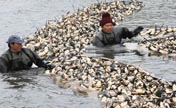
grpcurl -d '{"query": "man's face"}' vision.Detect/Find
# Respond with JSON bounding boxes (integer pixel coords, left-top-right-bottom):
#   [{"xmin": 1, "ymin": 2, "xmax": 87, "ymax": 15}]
[
  {"xmin": 10, "ymin": 43, "xmax": 22, "ymax": 52},
  {"xmin": 102, "ymin": 23, "xmax": 113, "ymax": 33}
]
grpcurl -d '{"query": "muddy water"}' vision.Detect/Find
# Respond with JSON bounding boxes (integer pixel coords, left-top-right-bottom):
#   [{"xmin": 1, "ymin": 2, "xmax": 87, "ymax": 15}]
[{"xmin": 0, "ymin": 0, "xmax": 176, "ymax": 107}]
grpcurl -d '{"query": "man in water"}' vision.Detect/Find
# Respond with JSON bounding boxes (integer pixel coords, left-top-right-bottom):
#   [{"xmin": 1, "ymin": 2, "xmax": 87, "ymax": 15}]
[
  {"xmin": 92, "ymin": 12, "xmax": 144, "ymax": 47},
  {"xmin": 0, "ymin": 35, "xmax": 55, "ymax": 73}
]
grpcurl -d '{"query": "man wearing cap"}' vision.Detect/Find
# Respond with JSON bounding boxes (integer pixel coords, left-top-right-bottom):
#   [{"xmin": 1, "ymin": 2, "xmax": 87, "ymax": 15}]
[
  {"xmin": 0, "ymin": 35, "xmax": 55, "ymax": 73},
  {"xmin": 92, "ymin": 12, "xmax": 144, "ymax": 47}
]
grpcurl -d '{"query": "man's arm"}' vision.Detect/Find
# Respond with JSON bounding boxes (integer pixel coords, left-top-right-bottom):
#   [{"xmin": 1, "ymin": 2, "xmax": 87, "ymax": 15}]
[
  {"xmin": 133, "ymin": 26, "xmax": 144, "ymax": 36},
  {"xmin": 28, "ymin": 49, "xmax": 55, "ymax": 70},
  {"xmin": 121, "ymin": 26, "xmax": 144, "ymax": 39},
  {"xmin": 29, "ymin": 50, "xmax": 47, "ymax": 68},
  {"xmin": 121, "ymin": 27, "xmax": 134, "ymax": 39}
]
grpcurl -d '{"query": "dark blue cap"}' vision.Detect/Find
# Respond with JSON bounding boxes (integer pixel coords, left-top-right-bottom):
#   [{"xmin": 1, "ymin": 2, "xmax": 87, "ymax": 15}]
[{"xmin": 7, "ymin": 35, "xmax": 24, "ymax": 44}]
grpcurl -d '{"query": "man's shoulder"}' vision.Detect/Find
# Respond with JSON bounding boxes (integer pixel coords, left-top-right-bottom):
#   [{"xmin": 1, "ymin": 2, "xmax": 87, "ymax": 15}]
[
  {"xmin": 1, "ymin": 49, "xmax": 10, "ymax": 57},
  {"xmin": 22, "ymin": 48, "xmax": 32, "ymax": 52},
  {"xmin": 22, "ymin": 48, "xmax": 34, "ymax": 55},
  {"xmin": 94, "ymin": 30, "xmax": 102, "ymax": 39},
  {"xmin": 0, "ymin": 49, "xmax": 11, "ymax": 61},
  {"xmin": 113, "ymin": 26, "xmax": 124, "ymax": 30},
  {"xmin": 113, "ymin": 26, "xmax": 125, "ymax": 34}
]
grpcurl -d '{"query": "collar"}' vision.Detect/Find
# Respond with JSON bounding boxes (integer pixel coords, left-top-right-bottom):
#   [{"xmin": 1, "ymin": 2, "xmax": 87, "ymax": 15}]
[{"xmin": 102, "ymin": 30, "xmax": 112, "ymax": 34}]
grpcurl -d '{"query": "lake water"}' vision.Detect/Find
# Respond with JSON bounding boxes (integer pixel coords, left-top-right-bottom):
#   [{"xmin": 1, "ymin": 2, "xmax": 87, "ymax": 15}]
[{"xmin": 0, "ymin": 0, "xmax": 176, "ymax": 107}]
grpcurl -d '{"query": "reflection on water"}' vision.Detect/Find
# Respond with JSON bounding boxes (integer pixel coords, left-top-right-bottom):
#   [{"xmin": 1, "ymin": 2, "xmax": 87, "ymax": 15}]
[
  {"xmin": 0, "ymin": 68, "xmax": 102, "ymax": 108},
  {"xmin": 101, "ymin": 50, "xmax": 115, "ymax": 59},
  {"xmin": 2, "ymin": 68, "xmax": 43, "ymax": 89},
  {"xmin": 100, "ymin": 49, "xmax": 146, "ymax": 59},
  {"xmin": 86, "ymin": 43, "xmax": 146, "ymax": 59}
]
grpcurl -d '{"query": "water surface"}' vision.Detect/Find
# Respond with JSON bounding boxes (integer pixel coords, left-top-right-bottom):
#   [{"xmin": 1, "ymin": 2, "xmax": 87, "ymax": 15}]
[{"xmin": 0, "ymin": 0, "xmax": 176, "ymax": 107}]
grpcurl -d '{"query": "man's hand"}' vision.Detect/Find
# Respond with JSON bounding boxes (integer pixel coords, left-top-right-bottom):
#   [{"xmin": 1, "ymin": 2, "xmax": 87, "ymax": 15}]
[
  {"xmin": 46, "ymin": 64, "xmax": 56, "ymax": 70},
  {"xmin": 133, "ymin": 26, "xmax": 144, "ymax": 36}
]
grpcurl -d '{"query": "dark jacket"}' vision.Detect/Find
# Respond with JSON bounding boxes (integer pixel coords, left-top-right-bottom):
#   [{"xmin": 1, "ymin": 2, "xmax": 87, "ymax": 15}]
[
  {"xmin": 0, "ymin": 48, "xmax": 47, "ymax": 72},
  {"xmin": 92, "ymin": 27, "xmax": 134, "ymax": 47}
]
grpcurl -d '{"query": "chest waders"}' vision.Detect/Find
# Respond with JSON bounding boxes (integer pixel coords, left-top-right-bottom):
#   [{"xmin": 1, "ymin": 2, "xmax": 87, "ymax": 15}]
[
  {"xmin": 6, "ymin": 49, "xmax": 36, "ymax": 71},
  {"xmin": 102, "ymin": 31, "xmax": 116, "ymax": 46}
]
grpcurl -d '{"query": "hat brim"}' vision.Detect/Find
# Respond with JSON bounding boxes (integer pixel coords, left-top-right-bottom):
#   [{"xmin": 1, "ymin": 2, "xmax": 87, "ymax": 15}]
[{"xmin": 7, "ymin": 40, "xmax": 24, "ymax": 44}]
